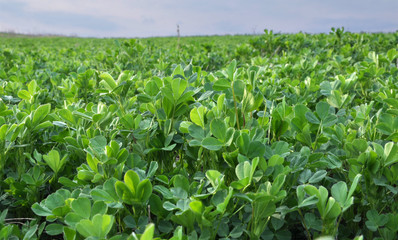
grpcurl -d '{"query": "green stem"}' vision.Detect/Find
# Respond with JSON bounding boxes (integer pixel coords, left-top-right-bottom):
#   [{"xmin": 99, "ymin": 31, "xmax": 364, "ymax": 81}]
[
  {"xmin": 335, "ymin": 214, "xmax": 343, "ymax": 237},
  {"xmin": 231, "ymin": 83, "xmax": 240, "ymax": 130},
  {"xmin": 117, "ymin": 95, "xmax": 126, "ymax": 115},
  {"xmin": 312, "ymin": 123, "xmax": 322, "ymax": 151},
  {"xmin": 298, "ymin": 209, "xmax": 312, "ymax": 240}
]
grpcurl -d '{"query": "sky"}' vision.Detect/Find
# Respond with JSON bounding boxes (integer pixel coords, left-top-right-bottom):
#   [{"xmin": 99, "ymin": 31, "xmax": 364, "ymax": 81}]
[{"xmin": 0, "ymin": 0, "xmax": 397, "ymax": 38}]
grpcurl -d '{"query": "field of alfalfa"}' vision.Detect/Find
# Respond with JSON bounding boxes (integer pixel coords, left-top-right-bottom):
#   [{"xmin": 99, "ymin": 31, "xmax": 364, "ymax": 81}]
[{"xmin": 0, "ymin": 29, "xmax": 398, "ymax": 239}]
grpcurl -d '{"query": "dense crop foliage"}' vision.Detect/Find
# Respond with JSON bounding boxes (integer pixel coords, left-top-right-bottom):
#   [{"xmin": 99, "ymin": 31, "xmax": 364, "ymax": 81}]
[{"xmin": 1, "ymin": 28, "xmax": 398, "ymax": 239}]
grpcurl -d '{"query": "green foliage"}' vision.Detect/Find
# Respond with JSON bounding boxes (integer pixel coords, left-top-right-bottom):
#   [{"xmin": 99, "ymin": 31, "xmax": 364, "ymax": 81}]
[{"xmin": 0, "ymin": 30, "xmax": 397, "ymax": 239}]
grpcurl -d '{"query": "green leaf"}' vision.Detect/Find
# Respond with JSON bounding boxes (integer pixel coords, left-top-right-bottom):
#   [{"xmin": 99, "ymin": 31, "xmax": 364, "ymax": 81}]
[
  {"xmin": 52, "ymin": 205, "xmax": 70, "ymax": 217},
  {"xmin": 43, "ymin": 150, "xmax": 66, "ymax": 174},
  {"xmin": 232, "ymin": 80, "xmax": 245, "ymax": 101},
  {"xmin": 384, "ymin": 98, "xmax": 398, "ymax": 109},
  {"xmin": 352, "ymin": 139, "xmax": 368, "ymax": 153},
  {"xmin": 236, "ymin": 132, "xmax": 250, "ymax": 155},
  {"xmin": 163, "ymin": 201, "xmax": 177, "ymax": 211},
  {"xmin": 28, "ymin": 80, "xmax": 38, "ymax": 95},
  {"xmin": 33, "ymin": 120, "xmax": 53, "ymax": 131},
  {"xmin": 365, "ymin": 220, "xmax": 378, "ymax": 232},
  {"xmin": 242, "ymin": 89, "xmax": 255, "ymax": 113},
  {"xmin": 347, "ymin": 174, "xmax": 361, "ymax": 202},
  {"xmin": 149, "ymin": 194, "xmax": 165, "ymax": 217},
  {"xmin": 100, "ymin": 72, "xmax": 117, "ymax": 91},
  {"xmin": 217, "ymin": 94, "xmax": 225, "ymax": 113},
  {"xmin": 324, "ymin": 197, "xmax": 341, "ymax": 220},
  {"xmin": 0, "ymin": 124, "xmax": 8, "ymax": 141},
  {"xmin": 271, "ymin": 217, "xmax": 284, "ymax": 231},
  {"xmin": 304, "ymin": 185, "xmax": 320, "ymax": 199},
  {"xmin": 331, "ymin": 181, "xmax": 347, "ymax": 205},
  {"xmin": 247, "ymin": 141, "xmax": 265, "ymax": 158},
  {"xmin": 206, "ymin": 170, "xmax": 223, "ymax": 189},
  {"xmin": 90, "ymin": 135, "xmax": 107, "ymax": 154},
  {"xmin": 172, "ymin": 78, "xmax": 187, "ymax": 100},
  {"xmin": 188, "ymin": 124, "xmax": 205, "ymax": 140},
  {"xmin": 189, "ymin": 200, "xmax": 203, "ymax": 214},
  {"xmin": 305, "ymin": 112, "xmax": 320, "ymax": 124},
  {"xmin": 59, "ymin": 109, "xmax": 76, "ymax": 125},
  {"xmin": 136, "ymin": 179, "xmax": 152, "ymax": 203},
  {"xmin": 298, "ymin": 195, "xmax": 318, "ymax": 208},
  {"xmin": 386, "ymin": 214, "xmax": 398, "ymax": 232},
  {"xmin": 173, "ymin": 175, "xmax": 189, "ymax": 193},
  {"xmin": 201, "ymin": 137, "xmax": 223, "ymax": 151},
  {"xmin": 154, "ymin": 185, "xmax": 173, "ymax": 199},
  {"xmin": 31, "ymin": 203, "xmax": 52, "ymax": 216},
  {"xmin": 0, "ymin": 209, "xmax": 7, "ymax": 223},
  {"xmin": 71, "ymin": 197, "xmax": 91, "ymax": 219},
  {"xmin": 91, "ymin": 189, "xmax": 117, "ymax": 202},
  {"xmin": 137, "ymin": 93, "xmax": 152, "ymax": 103},
  {"xmin": 116, "ymin": 182, "xmax": 134, "ymax": 205},
  {"xmin": 63, "ymin": 227, "xmax": 76, "ymax": 240},
  {"xmin": 140, "ymin": 223, "xmax": 155, "ymax": 240},
  {"xmin": 270, "ymin": 174, "xmax": 286, "ymax": 195},
  {"xmin": 23, "ymin": 224, "xmax": 38, "ymax": 240},
  {"xmin": 231, "ymin": 178, "xmax": 250, "ymax": 190},
  {"xmin": 145, "ymin": 80, "xmax": 160, "ymax": 96},
  {"xmin": 91, "ymin": 201, "xmax": 108, "ymax": 218},
  {"xmin": 268, "ymin": 155, "xmax": 284, "ymax": 167},
  {"xmin": 216, "ymin": 187, "xmax": 233, "ymax": 213},
  {"xmin": 322, "ymin": 114, "xmax": 337, "ymax": 127},
  {"xmin": 43, "ymin": 192, "xmax": 64, "ymax": 207},
  {"xmin": 229, "ymin": 224, "xmax": 244, "ymax": 238},
  {"xmin": 190, "ymin": 106, "xmax": 207, "ymax": 128},
  {"xmin": 366, "ymin": 210, "xmax": 389, "ymax": 231},
  {"xmin": 308, "ymin": 170, "xmax": 327, "ymax": 184},
  {"xmin": 124, "ymin": 170, "xmax": 140, "ymax": 196},
  {"xmin": 227, "ymin": 59, "xmax": 237, "ymax": 81},
  {"xmin": 210, "ymin": 118, "xmax": 227, "ymax": 141},
  {"xmin": 316, "ymin": 101, "xmax": 330, "ymax": 120},
  {"xmin": 76, "ymin": 214, "xmax": 114, "ymax": 239},
  {"xmin": 236, "ymin": 161, "xmax": 251, "ymax": 180},
  {"xmin": 213, "ymin": 78, "xmax": 231, "ymax": 91},
  {"xmin": 304, "ymin": 213, "xmax": 322, "ymax": 232},
  {"xmin": 45, "ymin": 223, "xmax": 64, "ymax": 236},
  {"xmin": 384, "ymin": 142, "xmax": 398, "ymax": 167},
  {"xmin": 147, "ymin": 161, "xmax": 158, "ymax": 178},
  {"xmin": 18, "ymin": 90, "xmax": 31, "ymax": 101},
  {"xmin": 65, "ymin": 212, "xmax": 84, "ymax": 228},
  {"xmin": 32, "ymin": 104, "xmax": 51, "ymax": 126}
]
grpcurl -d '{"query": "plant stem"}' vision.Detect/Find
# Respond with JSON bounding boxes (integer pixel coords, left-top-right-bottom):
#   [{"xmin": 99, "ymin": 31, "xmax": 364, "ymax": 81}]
[
  {"xmin": 298, "ymin": 209, "xmax": 312, "ymax": 240},
  {"xmin": 312, "ymin": 123, "xmax": 322, "ymax": 151},
  {"xmin": 231, "ymin": 83, "xmax": 240, "ymax": 130}
]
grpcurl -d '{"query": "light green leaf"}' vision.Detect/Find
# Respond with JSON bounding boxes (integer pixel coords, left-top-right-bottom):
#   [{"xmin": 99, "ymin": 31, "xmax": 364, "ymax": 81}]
[
  {"xmin": 124, "ymin": 170, "xmax": 140, "ymax": 196},
  {"xmin": 32, "ymin": 104, "xmax": 51, "ymax": 126},
  {"xmin": 18, "ymin": 90, "xmax": 31, "ymax": 101},
  {"xmin": 172, "ymin": 78, "xmax": 187, "ymax": 100},
  {"xmin": 59, "ymin": 109, "xmax": 76, "ymax": 125},
  {"xmin": 140, "ymin": 223, "xmax": 155, "ymax": 240},
  {"xmin": 190, "ymin": 106, "xmax": 207, "ymax": 128},
  {"xmin": 100, "ymin": 72, "xmax": 117, "ymax": 91}
]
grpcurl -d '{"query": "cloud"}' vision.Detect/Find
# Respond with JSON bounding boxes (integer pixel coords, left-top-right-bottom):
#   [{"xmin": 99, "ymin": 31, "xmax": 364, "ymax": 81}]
[
  {"xmin": 0, "ymin": 0, "xmax": 119, "ymax": 36},
  {"xmin": 0, "ymin": 0, "xmax": 397, "ymax": 37}
]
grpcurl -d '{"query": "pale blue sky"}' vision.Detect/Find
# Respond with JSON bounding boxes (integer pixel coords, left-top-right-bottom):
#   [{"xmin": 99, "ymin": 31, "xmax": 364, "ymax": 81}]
[{"xmin": 0, "ymin": 0, "xmax": 397, "ymax": 37}]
